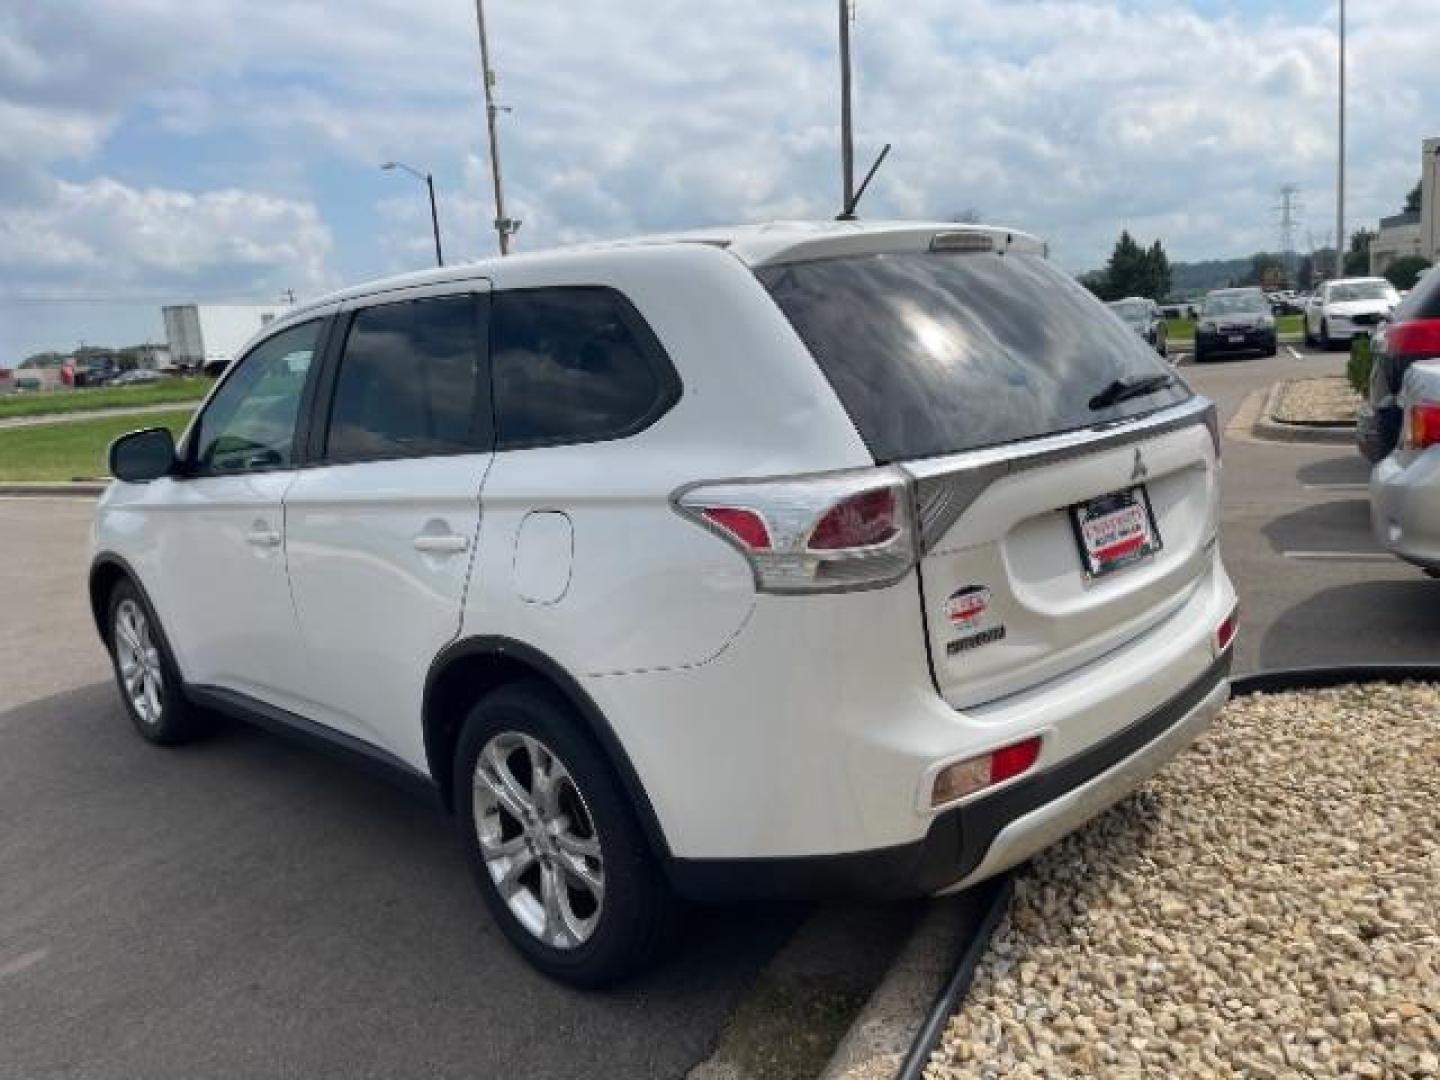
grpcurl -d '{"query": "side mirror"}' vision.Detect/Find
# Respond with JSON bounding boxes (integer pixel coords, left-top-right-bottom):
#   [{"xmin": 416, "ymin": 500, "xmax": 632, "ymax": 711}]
[{"xmin": 109, "ymin": 427, "xmax": 177, "ymax": 483}]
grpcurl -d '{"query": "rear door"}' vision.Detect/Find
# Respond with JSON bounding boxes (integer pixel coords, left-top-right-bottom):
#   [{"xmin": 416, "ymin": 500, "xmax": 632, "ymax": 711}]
[
  {"xmin": 758, "ymin": 246, "xmax": 1219, "ymax": 707},
  {"xmin": 283, "ymin": 286, "xmax": 492, "ymax": 768}
]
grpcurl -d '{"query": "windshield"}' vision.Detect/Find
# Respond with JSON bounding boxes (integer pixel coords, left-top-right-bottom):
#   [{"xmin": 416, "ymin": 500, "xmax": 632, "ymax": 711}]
[
  {"xmin": 1108, "ymin": 300, "xmax": 1149, "ymax": 323},
  {"xmin": 1202, "ymin": 293, "xmax": 1268, "ymax": 316},
  {"xmin": 757, "ymin": 251, "xmax": 1190, "ymax": 463},
  {"xmin": 1329, "ymin": 281, "xmax": 1396, "ymax": 303}
]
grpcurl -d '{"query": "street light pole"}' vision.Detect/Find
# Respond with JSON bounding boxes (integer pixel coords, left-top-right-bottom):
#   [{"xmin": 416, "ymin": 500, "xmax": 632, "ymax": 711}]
[
  {"xmin": 381, "ymin": 161, "xmax": 444, "ymax": 267},
  {"xmin": 1335, "ymin": 0, "xmax": 1346, "ymax": 279},
  {"xmin": 474, "ymin": 0, "xmax": 517, "ymax": 255}
]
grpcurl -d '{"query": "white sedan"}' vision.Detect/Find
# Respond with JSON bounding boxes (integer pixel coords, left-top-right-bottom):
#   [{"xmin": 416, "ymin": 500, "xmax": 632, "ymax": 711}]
[{"xmin": 1304, "ymin": 277, "xmax": 1400, "ymax": 348}]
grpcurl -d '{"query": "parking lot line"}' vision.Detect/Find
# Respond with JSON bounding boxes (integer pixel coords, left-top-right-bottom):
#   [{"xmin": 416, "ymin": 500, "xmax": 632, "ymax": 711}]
[
  {"xmin": 1281, "ymin": 550, "xmax": 1392, "ymax": 561},
  {"xmin": 1301, "ymin": 483, "xmax": 1369, "ymax": 492},
  {"xmin": 1286, "ymin": 346, "xmax": 1303, "ymax": 360}
]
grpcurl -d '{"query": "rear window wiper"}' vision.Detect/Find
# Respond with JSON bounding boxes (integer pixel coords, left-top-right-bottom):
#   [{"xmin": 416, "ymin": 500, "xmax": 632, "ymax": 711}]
[{"xmin": 1088, "ymin": 373, "xmax": 1175, "ymax": 411}]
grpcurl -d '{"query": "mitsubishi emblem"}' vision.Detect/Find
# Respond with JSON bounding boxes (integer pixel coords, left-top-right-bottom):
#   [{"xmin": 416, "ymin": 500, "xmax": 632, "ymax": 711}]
[{"xmin": 1131, "ymin": 447, "xmax": 1149, "ymax": 482}]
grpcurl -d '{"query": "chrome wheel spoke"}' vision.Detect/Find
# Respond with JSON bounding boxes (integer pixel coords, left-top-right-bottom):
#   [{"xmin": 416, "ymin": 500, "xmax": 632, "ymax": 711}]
[
  {"xmin": 554, "ymin": 828, "xmax": 601, "ymax": 862},
  {"xmin": 495, "ymin": 847, "xmax": 538, "ymax": 900},
  {"xmin": 555, "ymin": 846, "xmax": 604, "ymax": 899},
  {"xmin": 477, "ymin": 743, "xmax": 534, "ymax": 823}
]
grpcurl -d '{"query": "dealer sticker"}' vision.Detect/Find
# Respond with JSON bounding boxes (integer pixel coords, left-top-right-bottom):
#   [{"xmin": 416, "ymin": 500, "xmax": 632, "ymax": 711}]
[{"xmin": 943, "ymin": 585, "xmax": 992, "ymax": 632}]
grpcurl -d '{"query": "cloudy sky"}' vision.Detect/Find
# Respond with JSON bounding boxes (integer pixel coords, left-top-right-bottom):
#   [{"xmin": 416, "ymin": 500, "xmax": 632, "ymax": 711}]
[{"xmin": 1, "ymin": 0, "xmax": 1435, "ymax": 363}]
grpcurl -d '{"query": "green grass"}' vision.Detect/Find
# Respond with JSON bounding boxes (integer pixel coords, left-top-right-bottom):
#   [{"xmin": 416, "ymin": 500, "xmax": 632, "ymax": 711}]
[
  {"xmin": 1165, "ymin": 313, "xmax": 1303, "ymax": 343},
  {"xmin": 0, "ymin": 409, "xmax": 194, "ymax": 482},
  {"xmin": 0, "ymin": 378, "xmax": 211, "ymax": 421}
]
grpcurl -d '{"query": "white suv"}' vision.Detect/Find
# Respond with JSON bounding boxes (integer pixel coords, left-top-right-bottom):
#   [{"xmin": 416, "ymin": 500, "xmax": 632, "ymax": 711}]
[{"xmin": 92, "ymin": 221, "xmax": 1237, "ymax": 986}]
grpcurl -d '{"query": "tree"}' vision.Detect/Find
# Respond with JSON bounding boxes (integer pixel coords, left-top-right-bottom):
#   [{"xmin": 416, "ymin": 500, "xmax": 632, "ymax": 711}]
[
  {"xmin": 1093, "ymin": 231, "xmax": 1171, "ymax": 300},
  {"xmin": 1343, "ymin": 228, "xmax": 1377, "ymax": 277},
  {"xmin": 1383, "ymin": 256, "xmax": 1431, "ymax": 291},
  {"xmin": 1406, "ymin": 182, "xmax": 1422, "ymax": 214}
]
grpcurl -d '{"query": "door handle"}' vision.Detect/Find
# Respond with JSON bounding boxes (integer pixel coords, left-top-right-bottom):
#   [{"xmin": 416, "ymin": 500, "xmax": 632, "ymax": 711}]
[
  {"xmin": 413, "ymin": 533, "xmax": 470, "ymax": 555},
  {"xmin": 246, "ymin": 528, "xmax": 282, "ymax": 548}
]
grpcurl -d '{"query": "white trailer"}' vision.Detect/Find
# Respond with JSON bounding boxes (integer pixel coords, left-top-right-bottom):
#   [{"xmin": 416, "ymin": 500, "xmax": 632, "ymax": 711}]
[{"xmin": 162, "ymin": 304, "xmax": 289, "ymax": 373}]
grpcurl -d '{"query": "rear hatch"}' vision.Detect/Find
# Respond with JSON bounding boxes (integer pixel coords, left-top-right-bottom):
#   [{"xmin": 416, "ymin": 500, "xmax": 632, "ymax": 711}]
[{"xmin": 757, "ymin": 240, "xmax": 1219, "ymax": 707}]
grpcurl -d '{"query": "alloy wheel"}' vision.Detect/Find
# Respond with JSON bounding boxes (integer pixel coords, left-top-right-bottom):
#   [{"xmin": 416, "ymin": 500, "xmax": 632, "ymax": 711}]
[
  {"xmin": 114, "ymin": 598, "xmax": 163, "ymax": 727},
  {"xmin": 472, "ymin": 731, "xmax": 605, "ymax": 949}
]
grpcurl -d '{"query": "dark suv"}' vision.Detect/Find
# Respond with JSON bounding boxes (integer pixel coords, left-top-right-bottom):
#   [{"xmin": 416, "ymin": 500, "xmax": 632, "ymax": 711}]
[
  {"xmin": 1358, "ymin": 266, "xmax": 1440, "ymax": 462},
  {"xmin": 1193, "ymin": 289, "xmax": 1277, "ymax": 362}
]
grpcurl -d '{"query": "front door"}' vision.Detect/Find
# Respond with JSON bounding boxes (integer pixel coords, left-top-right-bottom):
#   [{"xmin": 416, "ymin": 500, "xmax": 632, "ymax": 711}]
[
  {"xmin": 283, "ymin": 288, "xmax": 492, "ymax": 769},
  {"xmin": 149, "ymin": 317, "xmax": 325, "ymax": 706}
]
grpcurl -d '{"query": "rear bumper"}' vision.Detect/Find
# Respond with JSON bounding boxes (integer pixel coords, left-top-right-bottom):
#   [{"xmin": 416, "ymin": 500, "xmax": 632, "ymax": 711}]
[
  {"xmin": 1371, "ymin": 448, "xmax": 1440, "ymax": 570},
  {"xmin": 667, "ymin": 650, "xmax": 1231, "ymax": 901},
  {"xmin": 1195, "ymin": 328, "xmax": 1275, "ymax": 355}
]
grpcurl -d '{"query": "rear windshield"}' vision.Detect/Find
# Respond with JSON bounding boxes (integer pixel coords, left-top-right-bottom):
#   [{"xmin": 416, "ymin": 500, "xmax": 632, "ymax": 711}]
[
  {"xmin": 1393, "ymin": 266, "xmax": 1440, "ymax": 320},
  {"xmin": 756, "ymin": 251, "xmax": 1190, "ymax": 463},
  {"xmin": 1202, "ymin": 292, "xmax": 1268, "ymax": 315}
]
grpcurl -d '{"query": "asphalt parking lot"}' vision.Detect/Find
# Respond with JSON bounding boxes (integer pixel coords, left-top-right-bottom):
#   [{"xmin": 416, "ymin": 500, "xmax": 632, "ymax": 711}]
[{"xmin": 2, "ymin": 352, "xmax": 1436, "ymax": 1079}]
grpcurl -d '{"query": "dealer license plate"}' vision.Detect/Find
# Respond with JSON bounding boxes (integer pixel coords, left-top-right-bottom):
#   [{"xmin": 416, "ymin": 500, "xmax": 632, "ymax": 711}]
[{"xmin": 1070, "ymin": 486, "xmax": 1162, "ymax": 577}]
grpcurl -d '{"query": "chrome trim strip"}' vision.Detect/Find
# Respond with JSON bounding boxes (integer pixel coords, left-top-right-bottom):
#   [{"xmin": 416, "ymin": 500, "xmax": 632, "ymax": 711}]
[{"xmin": 901, "ymin": 396, "xmax": 1215, "ymax": 552}]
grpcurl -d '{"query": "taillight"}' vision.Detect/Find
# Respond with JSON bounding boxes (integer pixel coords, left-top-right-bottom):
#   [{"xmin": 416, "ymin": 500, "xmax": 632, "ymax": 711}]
[
  {"xmin": 1215, "ymin": 605, "xmax": 1238, "ymax": 652},
  {"xmin": 1386, "ymin": 319, "xmax": 1440, "ymax": 359},
  {"xmin": 1407, "ymin": 401, "xmax": 1440, "ymax": 450},
  {"xmin": 930, "ymin": 736, "xmax": 1042, "ymax": 807},
  {"xmin": 675, "ymin": 468, "xmax": 917, "ymax": 593}
]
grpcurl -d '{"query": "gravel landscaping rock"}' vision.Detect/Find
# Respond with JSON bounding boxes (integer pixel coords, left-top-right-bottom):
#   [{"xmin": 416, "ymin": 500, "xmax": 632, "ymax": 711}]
[
  {"xmin": 1272, "ymin": 376, "xmax": 1361, "ymax": 426},
  {"xmin": 926, "ymin": 683, "xmax": 1440, "ymax": 1079}
]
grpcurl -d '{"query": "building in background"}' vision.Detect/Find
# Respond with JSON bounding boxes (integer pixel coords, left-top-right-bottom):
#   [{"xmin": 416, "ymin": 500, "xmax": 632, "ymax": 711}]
[
  {"xmin": 162, "ymin": 303, "xmax": 288, "ymax": 373},
  {"xmin": 1372, "ymin": 136, "xmax": 1439, "ymax": 275}
]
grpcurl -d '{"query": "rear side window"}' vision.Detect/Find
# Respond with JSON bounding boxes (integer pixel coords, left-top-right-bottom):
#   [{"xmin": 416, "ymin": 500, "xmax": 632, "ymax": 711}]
[
  {"xmin": 325, "ymin": 295, "xmax": 487, "ymax": 461},
  {"xmin": 490, "ymin": 287, "xmax": 678, "ymax": 449},
  {"xmin": 757, "ymin": 252, "xmax": 1190, "ymax": 463}
]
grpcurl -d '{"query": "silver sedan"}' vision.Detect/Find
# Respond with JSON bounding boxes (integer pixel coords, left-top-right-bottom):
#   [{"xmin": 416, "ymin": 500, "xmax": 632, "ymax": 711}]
[{"xmin": 1371, "ymin": 360, "xmax": 1440, "ymax": 575}]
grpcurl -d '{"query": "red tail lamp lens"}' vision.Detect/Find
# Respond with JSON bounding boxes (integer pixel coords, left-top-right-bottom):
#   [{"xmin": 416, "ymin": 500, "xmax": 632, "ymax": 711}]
[
  {"xmin": 702, "ymin": 507, "xmax": 771, "ymax": 550},
  {"xmin": 1410, "ymin": 402, "xmax": 1440, "ymax": 450},
  {"xmin": 1386, "ymin": 319, "xmax": 1440, "ymax": 358},
  {"xmin": 808, "ymin": 488, "xmax": 900, "ymax": 550},
  {"xmin": 1216, "ymin": 607, "xmax": 1239, "ymax": 652}
]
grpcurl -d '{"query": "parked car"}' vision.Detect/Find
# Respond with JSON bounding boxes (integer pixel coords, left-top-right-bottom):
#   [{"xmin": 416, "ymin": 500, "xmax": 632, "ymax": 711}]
[
  {"xmin": 1107, "ymin": 297, "xmax": 1167, "ymax": 357},
  {"xmin": 91, "ymin": 221, "xmax": 1237, "ymax": 986},
  {"xmin": 1370, "ymin": 359, "xmax": 1440, "ymax": 575},
  {"xmin": 1357, "ymin": 266, "xmax": 1440, "ymax": 464},
  {"xmin": 111, "ymin": 368, "xmax": 165, "ymax": 386},
  {"xmin": 1193, "ymin": 288, "xmax": 1277, "ymax": 362},
  {"xmin": 1304, "ymin": 277, "xmax": 1400, "ymax": 348}
]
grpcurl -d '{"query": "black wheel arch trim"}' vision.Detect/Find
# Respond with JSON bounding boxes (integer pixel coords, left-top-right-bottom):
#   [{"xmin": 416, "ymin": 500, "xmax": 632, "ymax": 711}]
[
  {"xmin": 423, "ymin": 635, "xmax": 673, "ymax": 861},
  {"xmin": 89, "ymin": 553, "xmax": 165, "ymax": 651}
]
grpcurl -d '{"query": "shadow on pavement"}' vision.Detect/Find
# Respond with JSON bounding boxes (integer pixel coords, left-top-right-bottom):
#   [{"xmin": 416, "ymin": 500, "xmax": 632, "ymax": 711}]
[
  {"xmin": 1294, "ymin": 454, "xmax": 1371, "ymax": 487},
  {"xmin": 1258, "ymin": 578, "xmax": 1440, "ymax": 670},
  {"xmin": 1260, "ymin": 497, "xmax": 1375, "ymax": 554},
  {"xmin": 0, "ymin": 681, "xmax": 805, "ymax": 1080}
]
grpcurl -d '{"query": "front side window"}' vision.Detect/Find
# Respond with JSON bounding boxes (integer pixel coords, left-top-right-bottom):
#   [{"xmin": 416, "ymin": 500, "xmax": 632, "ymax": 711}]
[
  {"xmin": 191, "ymin": 319, "xmax": 321, "ymax": 474},
  {"xmin": 490, "ymin": 287, "xmax": 678, "ymax": 449},
  {"xmin": 324, "ymin": 295, "xmax": 487, "ymax": 461}
]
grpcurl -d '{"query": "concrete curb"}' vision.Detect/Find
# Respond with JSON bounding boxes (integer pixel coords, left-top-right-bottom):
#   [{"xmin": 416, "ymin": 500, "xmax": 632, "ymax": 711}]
[
  {"xmin": 820, "ymin": 877, "xmax": 1013, "ymax": 1080},
  {"xmin": 0, "ymin": 482, "xmax": 106, "ymax": 497},
  {"xmin": 1250, "ymin": 380, "xmax": 1356, "ymax": 445}
]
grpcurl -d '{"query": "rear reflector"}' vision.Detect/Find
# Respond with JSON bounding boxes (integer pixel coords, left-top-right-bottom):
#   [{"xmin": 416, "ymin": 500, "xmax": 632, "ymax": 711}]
[
  {"xmin": 1408, "ymin": 401, "xmax": 1440, "ymax": 450},
  {"xmin": 1385, "ymin": 319, "xmax": 1440, "ymax": 358},
  {"xmin": 1216, "ymin": 606, "xmax": 1238, "ymax": 652},
  {"xmin": 931, "ymin": 736, "xmax": 1042, "ymax": 807}
]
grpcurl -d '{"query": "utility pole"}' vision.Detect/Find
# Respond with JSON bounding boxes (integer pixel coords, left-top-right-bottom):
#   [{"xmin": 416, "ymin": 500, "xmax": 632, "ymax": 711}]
[
  {"xmin": 838, "ymin": 0, "xmax": 855, "ymax": 216},
  {"xmin": 1335, "ymin": 0, "xmax": 1346, "ymax": 278},
  {"xmin": 475, "ymin": 0, "xmax": 519, "ymax": 255}
]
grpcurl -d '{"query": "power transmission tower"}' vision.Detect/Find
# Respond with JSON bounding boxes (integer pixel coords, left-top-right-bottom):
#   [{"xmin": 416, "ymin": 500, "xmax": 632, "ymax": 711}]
[{"xmin": 1274, "ymin": 184, "xmax": 1302, "ymax": 285}]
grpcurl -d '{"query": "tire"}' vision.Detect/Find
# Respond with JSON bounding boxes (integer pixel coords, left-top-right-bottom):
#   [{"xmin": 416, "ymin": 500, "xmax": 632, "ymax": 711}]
[
  {"xmin": 105, "ymin": 578, "xmax": 205, "ymax": 745},
  {"xmin": 453, "ymin": 681, "xmax": 675, "ymax": 987},
  {"xmin": 1321, "ymin": 321, "xmax": 1333, "ymax": 350},
  {"xmin": 1193, "ymin": 345, "xmax": 1206, "ymax": 364},
  {"xmin": 1303, "ymin": 319, "xmax": 1315, "ymax": 347}
]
